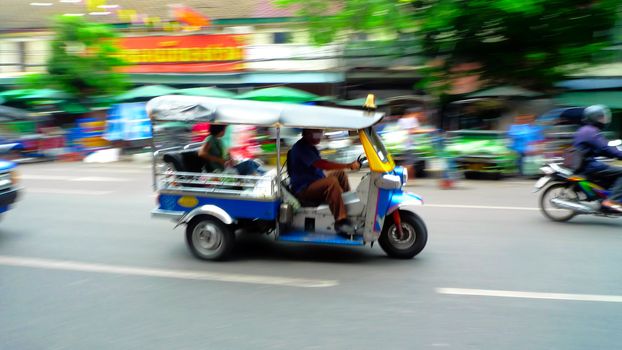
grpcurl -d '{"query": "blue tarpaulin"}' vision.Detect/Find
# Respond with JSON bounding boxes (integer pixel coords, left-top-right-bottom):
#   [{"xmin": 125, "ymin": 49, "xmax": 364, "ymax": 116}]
[{"xmin": 105, "ymin": 102, "xmax": 152, "ymax": 141}]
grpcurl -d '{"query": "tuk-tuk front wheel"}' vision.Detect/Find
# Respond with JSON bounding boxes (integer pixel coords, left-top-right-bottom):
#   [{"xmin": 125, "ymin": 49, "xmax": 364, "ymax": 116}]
[
  {"xmin": 379, "ymin": 211, "xmax": 427, "ymax": 259},
  {"xmin": 186, "ymin": 216, "xmax": 234, "ymax": 261}
]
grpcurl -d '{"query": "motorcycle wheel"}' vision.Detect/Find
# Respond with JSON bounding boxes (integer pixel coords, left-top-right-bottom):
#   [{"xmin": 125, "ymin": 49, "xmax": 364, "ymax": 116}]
[
  {"xmin": 539, "ymin": 183, "xmax": 578, "ymax": 222},
  {"xmin": 379, "ymin": 211, "xmax": 428, "ymax": 259}
]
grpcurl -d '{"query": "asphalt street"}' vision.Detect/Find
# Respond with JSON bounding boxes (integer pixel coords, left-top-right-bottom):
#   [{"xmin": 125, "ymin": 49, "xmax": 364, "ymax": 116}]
[{"xmin": 1, "ymin": 161, "xmax": 622, "ymax": 350}]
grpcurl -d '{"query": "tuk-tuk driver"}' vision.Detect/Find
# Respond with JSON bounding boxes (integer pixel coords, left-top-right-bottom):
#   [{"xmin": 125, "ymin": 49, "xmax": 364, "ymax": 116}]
[{"xmin": 289, "ymin": 129, "xmax": 361, "ymax": 235}]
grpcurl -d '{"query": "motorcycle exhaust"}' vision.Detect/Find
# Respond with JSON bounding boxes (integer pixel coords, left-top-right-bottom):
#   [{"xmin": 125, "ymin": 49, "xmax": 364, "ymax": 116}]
[{"xmin": 550, "ymin": 198, "xmax": 596, "ymax": 214}]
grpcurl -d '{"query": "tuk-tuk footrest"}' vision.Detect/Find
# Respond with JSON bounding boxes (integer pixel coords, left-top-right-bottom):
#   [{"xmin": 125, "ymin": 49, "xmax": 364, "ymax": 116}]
[{"xmin": 277, "ymin": 231, "xmax": 364, "ymax": 246}]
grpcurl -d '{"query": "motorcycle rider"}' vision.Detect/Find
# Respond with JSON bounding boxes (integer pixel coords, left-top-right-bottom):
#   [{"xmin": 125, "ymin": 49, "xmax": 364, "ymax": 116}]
[{"xmin": 573, "ymin": 105, "xmax": 622, "ymax": 212}]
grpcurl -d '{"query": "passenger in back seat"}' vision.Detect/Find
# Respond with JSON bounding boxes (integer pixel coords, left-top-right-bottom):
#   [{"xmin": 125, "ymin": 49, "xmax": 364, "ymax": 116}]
[{"xmin": 198, "ymin": 124, "xmax": 265, "ymax": 175}]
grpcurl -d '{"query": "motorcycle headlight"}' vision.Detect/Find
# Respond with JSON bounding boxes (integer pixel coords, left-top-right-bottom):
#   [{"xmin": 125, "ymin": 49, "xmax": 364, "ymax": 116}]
[{"xmin": 10, "ymin": 170, "xmax": 18, "ymax": 185}]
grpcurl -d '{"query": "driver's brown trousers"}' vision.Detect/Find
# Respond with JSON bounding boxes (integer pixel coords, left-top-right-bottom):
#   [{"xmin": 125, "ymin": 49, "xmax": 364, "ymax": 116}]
[{"xmin": 296, "ymin": 170, "xmax": 351, "ymax": 222}]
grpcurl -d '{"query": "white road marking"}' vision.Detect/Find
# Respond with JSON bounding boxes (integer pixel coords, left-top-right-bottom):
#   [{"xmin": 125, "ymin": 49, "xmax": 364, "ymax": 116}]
[
  {"xmin": 20, "ymin": 174, "xmax": 129, "ymax": 182},
  {"xmin": 426, "ymin": 204, "xmax": 538, "ymax": 211},
  {"xmin": 20, "ymin": 174, "xmax": 73, "ymax": 181},
  {"xmin": 70, "ymin": 176, "xmax": 129, "ymax": 182},
  {"xmin": 43, "ymin": 167, "xmax": 148, "ymax": 174},
  {"xmin": 0, "ymin": 255, "xmax": 338, "ymax": 288},
  {"xmin": 26, "ymin": 188, "xmax": 113, "ymax": 195},
  {"xmin": 437, "ymin": 288, "xmax": 622, "ymax": 303}
]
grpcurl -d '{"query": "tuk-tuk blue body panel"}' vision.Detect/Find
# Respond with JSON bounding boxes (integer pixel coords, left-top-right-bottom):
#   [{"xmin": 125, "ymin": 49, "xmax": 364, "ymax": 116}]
[
  {"xmin": 373, "ymin": 188, "xmax": 393, "ymax": 232},
  {"xmin": 371, "ymin": 167, "xmax": 423, "ymax": 231},
  {"xmin": 388, "ymin": 191, "xmax": 423, "ymax": 214},
  {"xmin": 158, "ymin": 193, "xmax": 280, "ymax": 221}
]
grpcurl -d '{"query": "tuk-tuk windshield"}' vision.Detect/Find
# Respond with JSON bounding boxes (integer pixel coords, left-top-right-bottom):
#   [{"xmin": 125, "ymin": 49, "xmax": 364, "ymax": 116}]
[{"xmin": 365, "ymin": 127, "xmax": 391, "ymax": 163}]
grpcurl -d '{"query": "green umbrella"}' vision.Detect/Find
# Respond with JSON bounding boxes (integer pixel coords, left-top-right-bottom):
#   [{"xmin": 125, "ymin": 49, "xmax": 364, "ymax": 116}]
[
  {"xmin": 177, "ymin": 87, "xmax": 235, "ymax": 98},
  {"xmin": 117, "ymin": 85, "xmax": 179, "ymax": 102},
  {"xmin": 18, "ymin": 88, "xmax": 73, "ymax": 101},
  {"xmin": 1, "ymin": 89, "xmax": 78, "ymax": 111},
  {"xmin": 59, "ymin": 101, "xmax": 91, "ymax": 114},
  {"xmin": 336, "ymin": 97, "xmax": 387, "ymax": 107},
  {"xmin": 236, "ymin": 87, "xmax": 320, "ymax": 103},
  {"xmin": 0, "ymin": 89, "xmax": 36, "ymax": 100}
]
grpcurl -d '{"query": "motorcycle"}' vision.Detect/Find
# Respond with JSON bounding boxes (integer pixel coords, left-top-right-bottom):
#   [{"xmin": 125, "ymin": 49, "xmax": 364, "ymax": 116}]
[{"xmin": 534, "ymin": 162, "xmax": 622, "ymax": 222}]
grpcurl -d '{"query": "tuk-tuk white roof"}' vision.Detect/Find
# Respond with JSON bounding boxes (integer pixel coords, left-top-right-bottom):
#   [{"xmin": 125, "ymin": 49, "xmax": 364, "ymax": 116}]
[{"xmin": 146, "ymin": 95, "xmax": 384, "ymax": 130}]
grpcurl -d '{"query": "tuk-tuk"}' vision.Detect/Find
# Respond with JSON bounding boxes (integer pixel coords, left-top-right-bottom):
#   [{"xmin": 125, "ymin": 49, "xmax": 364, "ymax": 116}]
[{"xmin": 148, "ymin": 95, "xmax": 428, "ymax": 261}]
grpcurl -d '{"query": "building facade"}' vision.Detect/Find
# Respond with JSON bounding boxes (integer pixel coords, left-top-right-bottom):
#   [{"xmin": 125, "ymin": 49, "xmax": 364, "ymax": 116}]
[{"xmin": 0, "ymin": 0, "xmax": 422, "ymax": 100}]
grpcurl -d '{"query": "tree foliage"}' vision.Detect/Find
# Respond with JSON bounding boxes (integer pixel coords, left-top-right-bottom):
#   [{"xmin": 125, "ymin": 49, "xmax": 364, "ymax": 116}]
[
  {"xmin": 21, "ymin": 16, "xmax": 128, "ymax": 100},
  {"xmin": 277, "ymin": 0, "xmax": 620, "ymax": 90}
]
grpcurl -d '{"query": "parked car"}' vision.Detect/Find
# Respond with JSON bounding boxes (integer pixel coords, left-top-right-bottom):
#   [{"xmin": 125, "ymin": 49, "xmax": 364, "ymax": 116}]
[{"xmin": 0, "ymin": 158, "xmax": 20, "ymax": 217}]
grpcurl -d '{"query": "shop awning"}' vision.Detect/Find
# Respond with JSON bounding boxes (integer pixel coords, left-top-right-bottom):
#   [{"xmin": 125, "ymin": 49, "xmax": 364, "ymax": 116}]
[
  {"xmin": 117, "ymin": 85, "xmax": 179, "ymax": 102},
  {"xmin": 466, "ymin": 85, "xmax": 543, "ymax": 98},
  {"xmin": 235, "ymin": 86, "xmax": 321, "ymax": 104},
  {"xmin": 555, "ymin": 91, "xmax": 622, "ymax": 109}
]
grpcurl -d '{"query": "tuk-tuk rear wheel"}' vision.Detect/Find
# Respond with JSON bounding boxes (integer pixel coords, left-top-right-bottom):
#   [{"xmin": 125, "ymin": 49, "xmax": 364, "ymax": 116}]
[
  {"xmin": 379, "ymin": 210, "xmax": 427, "ymax": 259},
  {"xmin": 185, "ymin": 216, "xmax": 234, "ymax": 261}
]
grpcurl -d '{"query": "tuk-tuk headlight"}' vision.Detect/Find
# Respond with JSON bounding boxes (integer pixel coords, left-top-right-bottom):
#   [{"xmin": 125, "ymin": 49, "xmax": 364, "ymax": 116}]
[{"xmin": 10, "ymin": 170, "xmax": 18, "ymax": 185}]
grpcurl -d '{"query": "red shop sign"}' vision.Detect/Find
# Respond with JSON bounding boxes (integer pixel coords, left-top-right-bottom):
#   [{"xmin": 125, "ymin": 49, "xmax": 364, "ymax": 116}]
[{"xmin": 115, "ymin": 34, "xmax": 246, "ymax": 73}]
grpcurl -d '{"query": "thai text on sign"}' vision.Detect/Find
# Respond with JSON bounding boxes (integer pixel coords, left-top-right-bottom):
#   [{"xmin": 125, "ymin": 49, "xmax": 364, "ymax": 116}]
[{"xmin": 115, "ymin": 34, "xmax": 246, "ymax": 73}]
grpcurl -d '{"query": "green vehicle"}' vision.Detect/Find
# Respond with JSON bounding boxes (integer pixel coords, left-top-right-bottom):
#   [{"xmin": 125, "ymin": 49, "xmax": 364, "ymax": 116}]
[
  {"xmin": 445, "ymin": 130, "xmax": 518, "ymax": 179},
  {"xmin": 379, "ymin": 123, "xmax": 439, "ymax": 177}
]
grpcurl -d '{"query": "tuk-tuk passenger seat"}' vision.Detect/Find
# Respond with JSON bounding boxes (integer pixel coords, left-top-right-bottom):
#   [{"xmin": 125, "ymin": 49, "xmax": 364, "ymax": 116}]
[{"xmin": 162, "ymin": 150, "xmax": 204, "ymax": 173}]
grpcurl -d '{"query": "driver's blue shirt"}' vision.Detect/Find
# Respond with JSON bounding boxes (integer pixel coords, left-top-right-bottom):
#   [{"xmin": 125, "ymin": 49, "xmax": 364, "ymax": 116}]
[{"xmin": 289, "ymin": 139, "xmax": 325, "ymax": 193}]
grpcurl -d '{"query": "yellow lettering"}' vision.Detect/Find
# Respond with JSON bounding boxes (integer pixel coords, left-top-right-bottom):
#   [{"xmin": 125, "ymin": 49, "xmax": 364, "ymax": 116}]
[
  {"xmin": 155, "ymin": 49, "xmax": 168, "ymax": 63},
  {"xmin": 131, "ymin": 49, "xmax": 139, "ymax": 63},
  {"xmin": 206, "ymin": 47, "xmax": 212, "ymax": 61},
  {"xmin": 216, "ymin": 47, "xmax": 228, "ymax": 61},
  {"xmin": 124, "ymin": 50, "xmax": 138, "ymax": 63},
  {"xmin": 159, "ymin": 41, "xmax": 178, "ymax": 48},
  {"xmin": 179, "ymin": 49, "xmax": 191, "ymax": 62},
  {"xmin": 147, "ymin": 49, "xmax": 158, "ymax": 63},
  {"xmin": 232, "ymin": 47, "xmax": 244, "ymax": 60},
  {"xmin": 190, "ymin": 48, "xmax": 203, "ymax": 61},
  {"xmin": 225, "ymin": 48, "xmax": 236, "ymax": 60},
  {"xmin": 167, "ymin": 49, "xmax": 178, "ymax": 62}
]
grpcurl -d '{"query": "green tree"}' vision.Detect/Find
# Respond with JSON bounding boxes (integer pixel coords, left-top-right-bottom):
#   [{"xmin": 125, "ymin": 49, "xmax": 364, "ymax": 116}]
[
  {"xmin": 21, "ymin": 16, "xmax": 128, "ymax": 103},
  {"xmin": 277, "ymin": 0, "xmax": 620, "ymax": 90}
]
